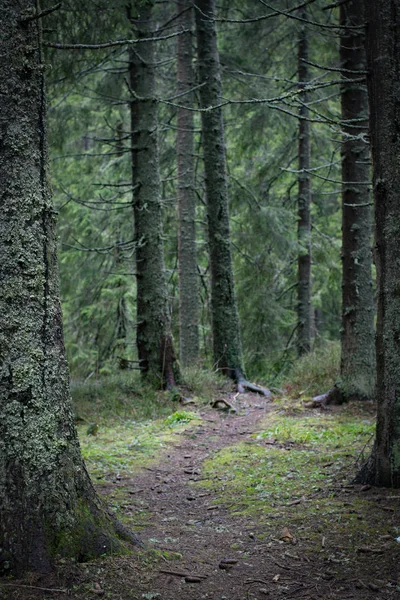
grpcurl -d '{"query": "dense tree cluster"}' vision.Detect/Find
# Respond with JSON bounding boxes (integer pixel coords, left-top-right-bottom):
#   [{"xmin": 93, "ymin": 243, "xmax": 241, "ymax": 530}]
[{"xmin": 1, "ymin": 0, "xmax": 400, "ymax": 577}]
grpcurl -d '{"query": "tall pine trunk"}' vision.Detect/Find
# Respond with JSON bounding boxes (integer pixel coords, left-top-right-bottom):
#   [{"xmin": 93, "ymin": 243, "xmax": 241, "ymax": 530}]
[
  {"xmin": 129, "ymin": 3, "xmax": 178, "ymax": 388},
  {"xmin": 177, "ymin": 0, "xmax": 199, "ymax": 366},
  {"xmin": 356, "ymin": 0, "xmax": 400, "ymax": 486},
  {"xmin": 297, "ymin": 10, "xmax": 312, "ymax": 355},
  {"xmin": 339, "ymin": 0, "xmax": 375, "ymax": 401},
  {"xmin": 195, "ymin": 0, "xmax": 244, "ymax": 379},
  {"xmin": 0, "ymin": 1, "xmax": 138, "ymax": 575}
]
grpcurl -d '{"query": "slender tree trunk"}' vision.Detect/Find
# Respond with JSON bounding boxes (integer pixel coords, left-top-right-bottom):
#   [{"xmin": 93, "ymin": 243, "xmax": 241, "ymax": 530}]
[
  {"xmin": 129, "ymin": 3, "xmax": 178, "ymax": 387},
  {"xmin": 297, "ymin": 10, "xmax": 312, "ymax": 355},
  {"xmin": 0, "ymin": 1, "xmax": 139, "ymax": 576},
  {"xmin": 195, "ymin": 0, "xmax": 244, "ymax": 380},
  {"xmin": 177, "ymin": 0, "xmax": 199, "ymax": 367},
  {"xmin": 115, "ymin": 243, "xmax": 129, "ymax": 369},
  {"xmin": 339, "ymin": 0, "xmax": 375, "ymax": 401},
  {"xmin": 356, "ymin": 0, "xmax": 400, "ymax": 486}
]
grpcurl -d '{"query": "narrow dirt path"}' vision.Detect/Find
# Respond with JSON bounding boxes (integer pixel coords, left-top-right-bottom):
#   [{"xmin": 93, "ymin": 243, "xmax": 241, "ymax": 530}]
[
  {"xmin": 95, "ymin": 394, "xmax": 396, "ymax": 600},
  {"xmin": 127, "ymin": 393, "xmax": 274, "ymax": 599},
  {"xmin": 2, "ymin": 394, "xmax": 399, "ymax": 599}
]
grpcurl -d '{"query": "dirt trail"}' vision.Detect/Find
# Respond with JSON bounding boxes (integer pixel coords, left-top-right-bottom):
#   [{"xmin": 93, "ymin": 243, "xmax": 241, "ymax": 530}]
[
  {"xmin": 96, "ymin": 394, "xmax": 397, "ymax": 600},
  {"xmin": 2, "ymin": 394, "xmax": 398, "ymax": 600}
]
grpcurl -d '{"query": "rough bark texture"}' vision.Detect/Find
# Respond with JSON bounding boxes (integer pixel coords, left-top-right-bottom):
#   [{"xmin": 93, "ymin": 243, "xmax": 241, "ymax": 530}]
[
  {"xmin": 0, "ymin": 0, "xmax": 139, "ymax": 576},
  {"xmin": 195, "ymin": 0, "xmax": 244, "ymax": 379},
  {"xmin": 297, "ymin": 9, "xmax": 312, "ymax": 356},
  {"xmin": 356, "ymin": 0, "xmax": 400, "ymax": 487},
  {"xmin": 129, "ymin": 3, "xmax": 178, "ymax": 387},
  {"xmin": 177, "ymin": 0, "xmax": 199, "ymax": 367},
  {"xmin": 339, "ymin": 0, "xmax": 375, "ymax": 401}
]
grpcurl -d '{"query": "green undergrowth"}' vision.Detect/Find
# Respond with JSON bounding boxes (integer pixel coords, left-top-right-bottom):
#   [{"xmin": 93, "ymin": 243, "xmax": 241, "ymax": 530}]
[
  {"xmin": 78, "ymin": 410, "xmax": 200, "ymax": 482},
  {"xmin": 71, "ymin": 372, "xmax": 177, "ymax": 422},
  {"xmin": 181, "ymin": 365, "xmax": 232, "ymax": 404},
  {"xmin": 284, "ymin": 341, "xmax": 340, "ymax": 399},
  {"xmin": 194, "ymin": 401, "xmax": 395, "ymax": 556}
]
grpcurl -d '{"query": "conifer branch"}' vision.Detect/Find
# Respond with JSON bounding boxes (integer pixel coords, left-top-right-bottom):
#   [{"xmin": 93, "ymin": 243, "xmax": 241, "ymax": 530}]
[
  {"xmin": 21, "ymin": 3, "xmax": 61, "ymax": 22},
  {"xmin": 44, "ymin": 29, "xmax": 189, "ymax": 50},
  {"xmin": 258, "ymin": 0, "xmax": 362, "ymax": 30},
  {"xmin": 194, "ymin": 0, "xmax": 317, "ymax": 24}
]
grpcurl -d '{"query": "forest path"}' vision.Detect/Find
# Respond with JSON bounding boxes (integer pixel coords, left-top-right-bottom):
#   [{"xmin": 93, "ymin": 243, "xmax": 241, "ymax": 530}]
[
  {"xmin": 94, "ymin": 393, "xmax": 395, "ymax": 600},
  {"xmin": 109, "ymin": 392, "xmax": 277, "ymax": 600},
  {"xmin": 4, "ymin": 394, "xmax": 398, "ymax": 600}
]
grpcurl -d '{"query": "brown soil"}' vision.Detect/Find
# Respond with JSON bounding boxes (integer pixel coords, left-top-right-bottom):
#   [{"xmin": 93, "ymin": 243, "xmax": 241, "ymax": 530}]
[{"xmin": 1, "ymin": 394, "xmax": 399, "ymax": 600}]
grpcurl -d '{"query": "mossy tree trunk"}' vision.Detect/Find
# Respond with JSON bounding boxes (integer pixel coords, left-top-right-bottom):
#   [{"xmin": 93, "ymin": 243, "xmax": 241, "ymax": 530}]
[
  {"xmin": 356, "ymin": 0, "xmax": 400, "ymax": 486},
  {"xmin": 177, "ymin": 0, "xmax": 199, "ymax": 367},
  {"xmin": 297, "ymin": 9, "xmax": 312, "ymax": 356},
  {"xmin": 195, "ymin": 0, "xmax": 244, "ymax": 380},
  {"xmin": 339, "ymin": 0, "xmax": 375, "ymax": 401},
  {"xmin": 0, "ymin": 0, "xmax": 139, "ymax": 576},
  {"xmin": 129, "ymin": 2, "xmax": 178, "ymax": 387}
]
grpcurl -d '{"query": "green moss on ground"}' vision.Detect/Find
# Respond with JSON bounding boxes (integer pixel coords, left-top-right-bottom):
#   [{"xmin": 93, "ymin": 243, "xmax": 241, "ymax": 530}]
[
  {"xmin": 79, "ymin": 410, "xmax": 200, "ymax": 482},
  {"xmin": 194, "ymin": 402, "xmax": 395, "ymax": 555}
]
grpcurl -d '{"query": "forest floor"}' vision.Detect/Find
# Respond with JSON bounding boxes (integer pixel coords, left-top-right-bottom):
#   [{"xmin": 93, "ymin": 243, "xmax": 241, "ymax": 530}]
[{"xmin": 1, "ymin": 386, "xmax": 400, "ymax": 600}]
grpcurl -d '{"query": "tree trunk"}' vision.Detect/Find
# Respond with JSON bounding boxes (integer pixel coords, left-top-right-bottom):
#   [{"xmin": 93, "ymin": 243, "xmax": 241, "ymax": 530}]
[
  {"xmin": 0, "ymin": 1, "xmax": 139, "ymax": 576},
  {"xmin": 177, "ymin": 0, "xmax": 200, "ymax": 367},
  {"xmin": 339, "ymin": 0, "xmax": 375, "ymax": 401},
  {"xmin": 195, "ymin": 0, "xmax": 244, "ymax": 379},
  {"xmin": 356, "ymin": 0, "xmax": 400, "ymax": 486},
  {"xmin": 297, "ymin": 9, "xmax": 312, "ymax": 356},
  {"xmin": 129, "ymin": 3, "xmax": 178, "ymax": 388}
]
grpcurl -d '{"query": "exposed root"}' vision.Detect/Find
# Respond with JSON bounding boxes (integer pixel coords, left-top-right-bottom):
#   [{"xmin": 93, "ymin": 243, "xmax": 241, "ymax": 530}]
[
  {"xmin": 211, "ymin": 398, "xmax": 236, "ymax": 412},
  {"xmin": 236, "ymin": 377, "xmax": 272, "ymax": 399},
  {"xmin": 226, "ymin": 368, "xmax": 272, "ymax": 398},
  {"xmin": 353, "ymin": 451, "xmax": 376, "ymax": 485},
  {"xmin": 109, "ymin": 512, "xmax": 145, "ymax": 548},
  {"xmin": 308, "ymin": 385, "xmax": 343, "ymax": 408}
]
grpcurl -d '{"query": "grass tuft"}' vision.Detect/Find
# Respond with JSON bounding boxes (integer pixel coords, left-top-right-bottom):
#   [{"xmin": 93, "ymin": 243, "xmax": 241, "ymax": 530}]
[
  {"xmin": 71, "ymin": 372, "xmax": 176, "ymax": 422},
  {"xmin": 181, "ymin": 366, "xmax": 232, "ymax": 404},
  {"xmin": 284, "ymin": 341, "xmax": 340, "ymax": 399}
]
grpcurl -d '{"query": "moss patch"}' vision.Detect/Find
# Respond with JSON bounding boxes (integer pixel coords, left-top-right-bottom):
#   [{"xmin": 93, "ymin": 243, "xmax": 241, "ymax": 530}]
[
  {"xmin": 195, "ymin": 402, "xmax": 397, "ymax": 555},
  {"xmin": 79, "ymin": 411, "xmax": 201, "ymax": 482}
]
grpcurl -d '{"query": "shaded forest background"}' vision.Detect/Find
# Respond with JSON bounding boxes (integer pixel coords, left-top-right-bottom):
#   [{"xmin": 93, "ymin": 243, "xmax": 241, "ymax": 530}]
[{"xmin": 46, "ymin": 0, "xmax": 347, "ymax": 384}]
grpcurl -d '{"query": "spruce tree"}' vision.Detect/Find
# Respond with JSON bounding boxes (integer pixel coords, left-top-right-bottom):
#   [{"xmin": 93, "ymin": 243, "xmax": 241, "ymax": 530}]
[
  {"xmin": 356, "ymin": 0, "xmax": 400, "ymax": 486},
  {"xmin": 0, "ymin": 0, "xmax": 139, "ymax": 575}
]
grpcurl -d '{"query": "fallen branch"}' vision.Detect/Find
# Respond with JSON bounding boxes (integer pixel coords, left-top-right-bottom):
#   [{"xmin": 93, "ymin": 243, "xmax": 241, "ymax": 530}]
[
  {"xmin": 0, "ymin": 583, "xmax": 68, "ymax": 593},
  {"xmin": 159, "ymin": 569, "xmax": 207, "ymax": 579}
]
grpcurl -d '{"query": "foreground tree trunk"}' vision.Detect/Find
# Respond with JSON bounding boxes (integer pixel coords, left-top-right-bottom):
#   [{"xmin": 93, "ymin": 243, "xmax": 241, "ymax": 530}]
[
  {"xmin": 297, "ymin": 9, "xmax": 312, "ymax": 356},
  {"xmin": 177, "ymin": 0, "xmax": 200, "ymax": 367},
  {"xmin": 0, "ymin": 1, "xmax": 139, "ymax": 576},
  {"xmin": 356, "ymin": 0, "xmax": 400, "ymax": 486},
  {"xmin": 129, "ymin": 3, "xmax": 178, "ymax": 387},
  {"xmin": 339, "ymin": 0, "xmax": 375, "ymax": 401},
  {"xmin": 195, "ymin": 0, "xmax": 244, "ymax": 380}
]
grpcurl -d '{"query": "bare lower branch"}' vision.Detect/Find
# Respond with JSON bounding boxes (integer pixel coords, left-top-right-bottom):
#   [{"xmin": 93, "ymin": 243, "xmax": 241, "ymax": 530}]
[
  {"xmin": 44, "ymin": 29, "xmax": 189, "ymax": 50},
  {"xmin": 258, "ymin": 0, "xmax": 362, "ymax": 29},
  {"xmin": 21, "ymin": 3, "xmax": 61, "ymax": 22},
  {"xmin": 194, "ymin": 0, "xmax": 317, "ymax": 24}
]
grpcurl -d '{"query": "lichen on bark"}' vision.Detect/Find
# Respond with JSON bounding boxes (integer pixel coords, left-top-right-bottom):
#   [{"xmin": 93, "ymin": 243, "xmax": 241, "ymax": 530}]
[
  {"xmin": 339, "ymin": 0, "xmax": 375, "ymax": 402},
  {"xmin": 129, "ymin": 2, "xmax": 179, "ymax": 387},
  {"xmin": 0, "ymin": 0, "xmax": 140, "ymax": 575},
  {"xmin": 195, "ymin": 0, "xmax": 244, "ymax": 379},
  {"xmin": 356, "ymin": 0, "xmax": 400, "ymax": 486},
  {"xmin": 177, "ymin": 0, "xmax": 200, "ymax": 367},
  {"xmin": 297, "ymin": 8, "xmax": 312, "ymax": 356}
]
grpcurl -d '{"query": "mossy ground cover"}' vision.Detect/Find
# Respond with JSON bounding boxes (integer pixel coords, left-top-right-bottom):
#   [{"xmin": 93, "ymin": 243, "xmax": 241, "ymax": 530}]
[
  {"xmin": 78, "ymin": 410, "xmax": 200, "ymax": 482},
  {"xmin": 3, "ymin": 385, "xmax": 400, "ymax": 599},
  {"xmin": 195, "ymin": 399, "xmax": 398, "ymax": 558}
]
